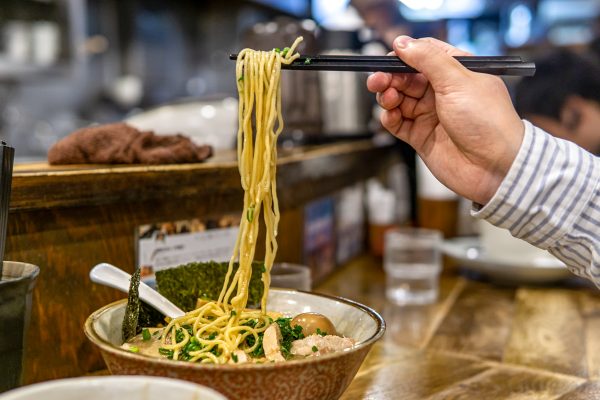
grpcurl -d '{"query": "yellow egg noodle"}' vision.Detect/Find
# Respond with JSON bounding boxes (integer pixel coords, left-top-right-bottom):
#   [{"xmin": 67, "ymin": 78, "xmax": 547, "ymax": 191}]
[{"xmin": 160, "ymin": 37, "xmax": 303, "ymax": 364}]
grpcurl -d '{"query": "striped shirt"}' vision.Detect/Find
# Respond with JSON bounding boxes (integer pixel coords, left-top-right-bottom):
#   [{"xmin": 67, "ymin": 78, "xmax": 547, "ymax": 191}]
[{"xmin": 473, "ymin": 120, "xmax": 600, "ymax": 288}]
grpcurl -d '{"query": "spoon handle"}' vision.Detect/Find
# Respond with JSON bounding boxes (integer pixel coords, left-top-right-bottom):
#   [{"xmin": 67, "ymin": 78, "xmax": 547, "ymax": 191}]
[{"xmin": 90, "ymin": 263, "xmax": 185, "ymax": 318}]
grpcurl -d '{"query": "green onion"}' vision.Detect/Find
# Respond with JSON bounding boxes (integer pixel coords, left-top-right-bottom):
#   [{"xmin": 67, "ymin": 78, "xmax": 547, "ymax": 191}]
[
  {"xmin": 260, "ymin": 264, "xmax": 266, "ymax": 274},
  {"xmin": 129, "ymin": 346, "xmax": 139, "ymax": 353},
  {"xmin": 312, "ymin": 345, "xmax": 318, "ymax": 353},
  {"xmin": 247, "ymin": 205, "xmax": 255, "ymax": 222},
  {"xmin": 142, "ymin": 328, "xmax": 151, "ymax": 341},
  {"xmin": 158, "ymin": 347, "xmax": 174, "ymax": 359},
  {"xmin": 231, "ymin": 310, "xmax": 237, "ymax": 317},
  {"xmin": 208, "ymin": 332, "xmax": 217, "ymax": 340},
  {"xmin": 238, "ymin": 75, "xmax": 244, "ymax": 82},
  {"xmin": 304, "ymin": 57, "xmax": 312, "ymax": 65},
  {"xmin": 281, "ymin": 47, "xmax": 291, "ymax": 57},
  {"xmin": 316, "ymin": 328, "xmax": 327, "ymax": 337},
  {"xmin": 273, "ymin": 47, "xmax": 281, "ymax": 53},
  {"xmin": 232, "ymin": 353, "xmax": 239, "ymax": 363}
]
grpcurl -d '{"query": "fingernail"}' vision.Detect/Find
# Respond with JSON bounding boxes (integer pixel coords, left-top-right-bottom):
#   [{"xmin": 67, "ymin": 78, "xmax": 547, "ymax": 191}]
[{"xmin": 394, "ymin": 36, "xmax": 414, "ymax": 50}]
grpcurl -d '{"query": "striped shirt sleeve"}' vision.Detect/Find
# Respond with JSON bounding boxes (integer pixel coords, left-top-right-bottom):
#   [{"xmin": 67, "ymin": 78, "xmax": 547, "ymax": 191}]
[{"xmin": 472, "ymin": 120, "xmax": 600, "ymax": 287}]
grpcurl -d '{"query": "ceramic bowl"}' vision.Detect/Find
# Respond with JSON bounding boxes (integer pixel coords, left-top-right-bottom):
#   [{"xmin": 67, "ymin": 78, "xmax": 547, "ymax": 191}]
[
  {"xmin": 0, "ymin": 376, "xmax": 226, "ymax": 400},
  {"xmin": 84, "ymin": 289, "xmax": 385, "ymax": 400}
]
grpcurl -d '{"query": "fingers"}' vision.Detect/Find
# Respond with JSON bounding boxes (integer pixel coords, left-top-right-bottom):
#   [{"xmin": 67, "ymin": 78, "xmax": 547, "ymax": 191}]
[
  {"xmin": 376, "ymin": 88, "xmax": 404, "ymax": 110},
  {"xmin": 393, "ymin": 36, "xmax": 470, "ymax": 93},
  {"xmin": 367, "ymin": 72, "xmax": 392, "ymax": 93}
]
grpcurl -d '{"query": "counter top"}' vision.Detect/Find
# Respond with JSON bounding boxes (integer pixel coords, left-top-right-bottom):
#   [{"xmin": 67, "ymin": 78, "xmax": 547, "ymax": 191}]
[
  {"xmin": 11, "ymin": 140, "xmax": 391, "ymax": 211},
  {"xmin": 315, "ymin": 255, "xmax": 600, "ymax": 399}
]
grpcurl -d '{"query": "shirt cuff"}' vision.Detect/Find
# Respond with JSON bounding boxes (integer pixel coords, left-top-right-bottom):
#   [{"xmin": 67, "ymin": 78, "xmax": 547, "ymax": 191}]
[{"xmin": 471, "ymin": 120, "xmax": 599, "ymax": 250}]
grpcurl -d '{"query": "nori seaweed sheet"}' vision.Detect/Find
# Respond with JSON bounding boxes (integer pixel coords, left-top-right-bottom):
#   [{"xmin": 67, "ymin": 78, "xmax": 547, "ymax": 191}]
[
  {"xmin": 122, "ymin": 268, "xmax": 141, "ymax": 342},
  {"xmin": 156, "ymin": 260, "xmax": 265, "ymax": 312},
  {"xmin": 122, "ymin": 268, "xmax": 167, "ymax": 342}
]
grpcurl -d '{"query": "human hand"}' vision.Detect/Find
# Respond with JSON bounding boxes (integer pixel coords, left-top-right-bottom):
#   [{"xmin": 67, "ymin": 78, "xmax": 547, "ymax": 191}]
[{"xmin": 367, "ymin": 36, "xmax": 525, "ymax": 205}]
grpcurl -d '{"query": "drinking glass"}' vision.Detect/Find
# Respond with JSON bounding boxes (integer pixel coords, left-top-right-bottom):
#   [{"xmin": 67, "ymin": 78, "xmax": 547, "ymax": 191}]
[{"xmin": 384, "ymin": 228, "xmax": 442, "ymax": 305}]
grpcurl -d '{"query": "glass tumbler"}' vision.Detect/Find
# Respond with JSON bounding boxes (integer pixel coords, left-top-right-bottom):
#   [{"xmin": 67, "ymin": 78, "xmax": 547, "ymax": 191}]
[{"xmin": 384, "ymin": 228, "xmax": 442, "ymax": 305}]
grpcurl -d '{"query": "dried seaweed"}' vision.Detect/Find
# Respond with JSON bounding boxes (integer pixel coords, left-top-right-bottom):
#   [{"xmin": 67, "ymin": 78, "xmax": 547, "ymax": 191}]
[
  {"xmin": 121, "ymin": 268, "xmax": 165, "ymax": 342},
  {"xmin": 122, "ymin": 268, "xmax": 141, "ymax": 342},
  {"xmin": 156, "ymin": 260, "xmax": 265, "ymax": 312},
  {"xmin": 122, "ymin": 261, "xmax": 265, "ymax": 341}
]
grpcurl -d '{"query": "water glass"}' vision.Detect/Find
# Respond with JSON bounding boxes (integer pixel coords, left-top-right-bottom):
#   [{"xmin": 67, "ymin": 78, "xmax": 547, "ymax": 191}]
[
  {"xmin": 270, "ymin": 263, "xmax": 311, "ymax": 291},
  {"xmin": 384, "ymin": 228, "xmax": 442, "ymax": 305}
]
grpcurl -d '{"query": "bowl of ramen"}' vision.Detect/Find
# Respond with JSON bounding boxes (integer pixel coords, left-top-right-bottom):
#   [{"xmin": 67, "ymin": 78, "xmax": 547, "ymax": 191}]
[
  {"xmin": 84, "ymin": 288, "xmax": 384, "ymax": 400},
  {"xmin": 85, "ymin": 37, "xmax": 384, "ymax": 400}
]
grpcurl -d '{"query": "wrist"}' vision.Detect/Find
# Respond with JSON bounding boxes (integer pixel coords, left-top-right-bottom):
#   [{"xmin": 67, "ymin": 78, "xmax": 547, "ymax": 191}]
[{"xmin": 477, "ymin": 119, "xmax": 525, "ymax": 205}]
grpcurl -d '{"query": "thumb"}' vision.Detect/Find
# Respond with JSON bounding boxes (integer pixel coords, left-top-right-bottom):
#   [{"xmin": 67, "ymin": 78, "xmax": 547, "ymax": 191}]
[{"xmin": 393, "ymin": 36, "xmax": 469, "ymax": 92}]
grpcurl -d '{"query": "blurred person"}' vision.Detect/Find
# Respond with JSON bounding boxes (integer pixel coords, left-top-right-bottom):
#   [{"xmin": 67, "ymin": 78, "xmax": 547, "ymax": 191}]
[
  {"xmin": 515, "ymin": 49, "xmax": 600, "ymax": 154},
  {"xmin": 351, "ymin": 0, "xmax": 409, "ymax": 47},
  {"xmin": 367, "ymin": 36, "xmax": 600, "ymax": 287}
]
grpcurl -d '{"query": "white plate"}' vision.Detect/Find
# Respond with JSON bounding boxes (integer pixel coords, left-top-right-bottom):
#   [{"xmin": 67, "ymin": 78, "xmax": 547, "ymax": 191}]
[
  {"xmin": 441, "ymin": 237, "xmax": 571, "ymax": 284},
  {"xmin": 0, "ymin": 376, "xmax": 227, "ymax": 400}
]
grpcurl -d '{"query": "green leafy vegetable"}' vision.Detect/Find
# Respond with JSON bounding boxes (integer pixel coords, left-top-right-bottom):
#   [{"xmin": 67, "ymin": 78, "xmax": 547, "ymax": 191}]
[
  {"xmin": 180, "ymin": 337, "xmax": 202, "ymax": 361},
  {"xmin": 245, "ymin": 330, "xmax": 265, "ymax": 358},
  {"xmin": 158, "ymin": 347, "xmax": 174, "ymax": 359},
  {"xmin": 142, "ymin": 328, "xmax": 151, "ymax": 341},
  {"xmin": 276, "ymin": 318, "xmax": 305, "ymax": 359}
]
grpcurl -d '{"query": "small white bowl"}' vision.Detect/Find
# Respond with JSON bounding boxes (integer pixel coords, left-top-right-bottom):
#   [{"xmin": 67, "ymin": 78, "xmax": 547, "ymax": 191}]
[{"xmin": 0, "ymin": 376, "xmax": 226, "ymax": 400}]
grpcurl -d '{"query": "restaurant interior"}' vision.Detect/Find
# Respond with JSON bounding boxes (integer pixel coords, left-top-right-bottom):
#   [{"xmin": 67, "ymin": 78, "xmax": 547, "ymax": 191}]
[{"xmin": 0, "ymin": 0, "xmax": 599, "ymax": 399}]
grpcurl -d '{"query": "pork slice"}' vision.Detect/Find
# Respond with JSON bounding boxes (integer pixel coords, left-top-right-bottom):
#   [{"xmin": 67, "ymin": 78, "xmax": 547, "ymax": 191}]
[{"xmin": 291, "ymin": 334, "xmax": 355, "ymax": 357}]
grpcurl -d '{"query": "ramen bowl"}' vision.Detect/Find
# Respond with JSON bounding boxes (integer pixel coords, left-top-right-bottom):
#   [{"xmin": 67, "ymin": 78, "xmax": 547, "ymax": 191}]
[{"xmin": 84, "ymin": 289, "xmax": 385, "ymax": 400}]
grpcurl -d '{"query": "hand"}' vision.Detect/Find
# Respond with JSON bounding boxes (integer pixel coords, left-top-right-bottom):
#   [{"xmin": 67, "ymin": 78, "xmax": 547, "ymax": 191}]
[{"xmin": 367, "ymin": 36, "xmax": 525, "ymax": 205}]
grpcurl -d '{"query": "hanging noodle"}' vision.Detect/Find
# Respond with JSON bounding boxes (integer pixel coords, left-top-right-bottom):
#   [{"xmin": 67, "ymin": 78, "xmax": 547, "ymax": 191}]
[{"xmin": 160, "ymin": 37, "xmax": 303, "ymax": 364}]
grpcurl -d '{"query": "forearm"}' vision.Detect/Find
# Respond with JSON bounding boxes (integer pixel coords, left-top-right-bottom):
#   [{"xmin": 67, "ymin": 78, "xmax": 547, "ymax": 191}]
[{"xmin": 473, "ymin": 120, "xmax": 600, "ymax": 286}]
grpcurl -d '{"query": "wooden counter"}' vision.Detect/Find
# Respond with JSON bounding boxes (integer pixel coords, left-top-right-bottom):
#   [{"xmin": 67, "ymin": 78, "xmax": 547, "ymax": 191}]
[
  {"xmin": 8, "ymin": 140, "xmax": 395, "ymax": 384},
  {"xmin": 315, "ymin": 255, "xmax": 600, "ymax": 399}
]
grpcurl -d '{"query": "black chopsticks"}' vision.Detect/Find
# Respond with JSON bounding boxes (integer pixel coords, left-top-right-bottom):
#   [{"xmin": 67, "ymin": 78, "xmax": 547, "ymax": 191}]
[
  {"xmin": 0, "ymin": 142, "xmax": 14, "ymax": 279},
  {"xmin": 228, "ymin": 54, "xmax": 536, "ymax": 77}
]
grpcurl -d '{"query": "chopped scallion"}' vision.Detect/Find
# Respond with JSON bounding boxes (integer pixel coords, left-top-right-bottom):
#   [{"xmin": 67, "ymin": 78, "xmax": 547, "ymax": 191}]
[
  {"xmin": 129, "ymin": 346, "xmax": 139, "ymax": 353},
  {"xmin": 247, "ymin": 205, "xmax": 255, "ymax": 222},
  {"xmin": 312, "ymin": 345, "xmax": 318, "ymax": 353},
  {"xmin": 142, "ymin": 328, "xmax": 151, "ymax": 341}
]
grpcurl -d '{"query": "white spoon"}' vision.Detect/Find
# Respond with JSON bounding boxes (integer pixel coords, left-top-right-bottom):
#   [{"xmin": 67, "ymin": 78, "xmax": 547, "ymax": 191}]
[{"xmin": 90, "ymin": 262, "xmax": 185, "ymax": 318}]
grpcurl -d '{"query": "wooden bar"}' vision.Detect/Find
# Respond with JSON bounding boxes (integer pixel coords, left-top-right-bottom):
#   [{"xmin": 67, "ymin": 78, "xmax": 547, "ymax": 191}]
[{"xmin": 314, "ymin": 255, "xmax": 600, "ymax": 399}]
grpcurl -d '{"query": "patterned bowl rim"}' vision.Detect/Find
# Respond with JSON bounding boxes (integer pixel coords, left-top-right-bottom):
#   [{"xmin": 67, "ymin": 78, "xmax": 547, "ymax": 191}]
[{"xmin": 84, "ymin": 288, "xmax": 386, "ymax": 370}]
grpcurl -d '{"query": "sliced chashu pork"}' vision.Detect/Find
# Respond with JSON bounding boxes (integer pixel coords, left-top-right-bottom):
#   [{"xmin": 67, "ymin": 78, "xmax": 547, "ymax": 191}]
[
  {"xmin": 262, "ymin": 323, "xmax": 286, "ymax": 362},
  {"xmin": 291, "ymin": 334, "xmax": 355, "ymax": 357}
]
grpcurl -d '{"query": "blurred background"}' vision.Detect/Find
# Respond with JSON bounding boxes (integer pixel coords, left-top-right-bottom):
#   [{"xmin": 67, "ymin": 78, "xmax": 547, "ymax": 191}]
[{"xmin": 1, "ymin": 0, "xmax": 599, "ymax": 161}]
